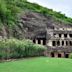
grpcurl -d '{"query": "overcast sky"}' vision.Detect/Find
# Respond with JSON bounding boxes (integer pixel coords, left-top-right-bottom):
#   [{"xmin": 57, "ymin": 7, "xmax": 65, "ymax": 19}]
[{"xmin": 27, "ymin": 0, "xmax": 72, "ymax": 18}]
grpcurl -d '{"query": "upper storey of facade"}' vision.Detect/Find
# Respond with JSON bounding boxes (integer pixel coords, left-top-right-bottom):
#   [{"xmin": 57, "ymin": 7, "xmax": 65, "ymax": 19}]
[
  {"xmin": 47, "ymin": 27, "xmax": 72, "ymax": 47},
  {"xmin": 47, "ymin": 27, "xmax": 72, "ymax": 40}
]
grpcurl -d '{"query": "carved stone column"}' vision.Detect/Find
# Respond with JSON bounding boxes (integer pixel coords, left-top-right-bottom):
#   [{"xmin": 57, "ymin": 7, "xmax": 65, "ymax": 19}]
[
  {"xmin": 60, "ymin": 40, "xmax": 62, "ymax": 47},
  {"xmin": 36, "ymin": 39, "xmax": 38, "ymax": 44},
  {"xmin": 64, "ymin": 40, "xmax": 66, "ymax": 46},
  {"xmin": 41, "ymin": 40, "xmax": 43, "ymax": 45},
  {"xmin": 68, "ymin": 34, "xmax": 70, "ymax": 38}
]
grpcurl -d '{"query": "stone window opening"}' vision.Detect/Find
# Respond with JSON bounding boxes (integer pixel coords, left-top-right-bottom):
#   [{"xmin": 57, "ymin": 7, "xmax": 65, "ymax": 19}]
[
  {"xmin": 62, "ymin": 41, "xmax": 64, "ymax": 46},
  {"xmin": 64, "ymin": 34, "xmax": 67, "ymax": 38},
  {"xmin": 52, "ymin": 41, "xmax": 56, "ymax": 46},
  {"xmin": 59, "ymin": 34, "xmax": 61, "ymax": 38},
  {"xmin": 69, "ymin": 41, "xmax": 72, "ymax": 46},
  {"xmin": 69, "ymin": 34, "xmax": 72, "ymax": 38},
  {"xmin": 57, "ymin": 41, "xmax": 60, "ymax": 46}
]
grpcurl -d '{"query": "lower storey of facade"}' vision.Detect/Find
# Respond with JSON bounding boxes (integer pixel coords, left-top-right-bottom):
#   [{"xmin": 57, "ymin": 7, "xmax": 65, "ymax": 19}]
[
  {"xmin": 45, "ymin": 47, "xmax": 72, "ymax": 58},
  {"xmin": 32, "ymin": 38, "xmax": 72, "ymax": 58},
  {"xmin": 46, "ymin": 52, "xmax": 69, "ymax": 58}
]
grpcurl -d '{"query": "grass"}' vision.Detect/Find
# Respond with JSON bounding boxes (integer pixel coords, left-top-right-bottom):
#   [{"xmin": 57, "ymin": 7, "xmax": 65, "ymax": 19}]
[{"xmin": 0, "ymin": 57, "xmax": 72, "ymax": 72}]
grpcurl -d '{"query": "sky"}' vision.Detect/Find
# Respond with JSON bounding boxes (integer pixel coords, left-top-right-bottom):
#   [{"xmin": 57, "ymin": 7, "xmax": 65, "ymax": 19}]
[{"xmin": 27, "ymin": 0, "xmax": 72, "ymax": 18}]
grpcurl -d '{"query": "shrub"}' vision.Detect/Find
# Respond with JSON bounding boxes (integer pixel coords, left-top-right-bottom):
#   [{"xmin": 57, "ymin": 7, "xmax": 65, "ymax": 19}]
[
  {"xmin": 69, "ymin": 53, "xmax": 72, "ymax": 59},
  {"xmin": 0, "ymin": 39, "xmax": 47, "ymax": 60}
]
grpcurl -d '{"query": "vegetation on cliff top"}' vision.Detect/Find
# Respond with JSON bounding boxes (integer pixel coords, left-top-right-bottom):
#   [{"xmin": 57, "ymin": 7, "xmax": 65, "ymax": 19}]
[{"xmin": 0, "ymin": 0, "xmax": 72, "ymax": 28}]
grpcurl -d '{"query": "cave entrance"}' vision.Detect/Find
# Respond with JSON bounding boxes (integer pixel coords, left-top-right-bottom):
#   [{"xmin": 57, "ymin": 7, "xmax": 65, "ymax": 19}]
[
  {"xmin": 59, "ymin": 34, "xmax": 61, "ymax": 38},
  {"xmin": 62, "ymin": 41, "xmax": 64, "ymax": 46},
  {"xmin": 43, "ymin": 39, "xmax": 46, "ymax": 45},
  {"xmin": 52, "ymin": 41, "xmax": 56, "ymax": 46},
  {"xmin": 65, "ymin": 54, "xmax": 69, "ymax": 58},
  {"xmin": 33, "ymin": 38, "xmax": 46, "ymax": 45},
  {"xmin": 69, "ymin": 41, "xmax": 72, "ymax": 46},
  {"xmin": 33, "ymin": 39, "xmax": 36, "ymax": 43},
  {"xmin": 64, "ymin": 34, "xmax": 67, "ymax": 38},
  {"xmin": 58, "ymin": 54, "xmax": 61, "ymax": 58},
  {"xmin": 69, "ymin": 34, "xmax": 72, "ymax": 38},
  {"xmin": 38, "ymin": 39, "xmax": 41, "ymax": 44},
  {"xmin": 57, "ymin": 41, "xmax": 60, "ymax": 46}
]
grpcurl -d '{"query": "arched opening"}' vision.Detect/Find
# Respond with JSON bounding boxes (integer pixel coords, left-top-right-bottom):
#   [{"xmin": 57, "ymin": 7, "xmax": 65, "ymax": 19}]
[
  {"xmin": 69, "ymin": 41, "xmax": 72, "ymax": 46},
  {"xmin": 58, "ymin": 54, "xmax": 61, "ymax": 58},
  {"xmin": 57, "ymin": 41, "xmax": 60, "ymax": 46},
  {"xmin": 62, "ymin": 41, "xmax": 64, "ymax": 46},
  {"xmin": 38, "ymin": 39, "xmax": 40, "ymax": 44},
  {"xmin": 52, "ymin": 41, "xmax": 56, "ymax": 46},
  {"xmin": 33, "ymin": 39, "xmax": 36, "ymax": 43},
  {"xmin": 43, "ymin": 39, "xmax": 46, "ymax": 45},
  {"xmin": 51, "ymin": 53, "xmax": 54, "ymax": 57},
  {"xmin": 64, "ymin": 34, "xmax": 67, "ymax": 38},
  {"xmin": 69, "ymin": 34, "xmax": 72, "ymax": 38},
  {"xmin": 59, "ymin": 34, "xmax": 61, "ymax": 38},
  {"xmin": 66, "ymin": 41, "xmax": 68, "ymax": 46}
]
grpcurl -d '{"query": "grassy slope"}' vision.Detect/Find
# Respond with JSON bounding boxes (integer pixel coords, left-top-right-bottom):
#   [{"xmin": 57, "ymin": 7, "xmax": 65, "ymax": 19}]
[
  {"xmin": 0, "ymin": 0, "xmax": 72, "ymax": 29},
  {"xmin": 0, "ymin": 57, "xmax": 72, "ymax": 72}
]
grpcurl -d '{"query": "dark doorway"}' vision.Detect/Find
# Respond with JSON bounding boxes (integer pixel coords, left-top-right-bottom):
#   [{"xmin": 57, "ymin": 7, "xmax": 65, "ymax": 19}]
[
  {"xmin": 57, "ymin": 41, "xmax": 60, "ymax": 46},
  {"xmin": 66, "ymin": 41, "xmax": 68, "ymax": 46},
  {"xmin": 59, "ymin": 34, "xmax": 61, "ymax": 38},
  {"xmin": 69, "ymin": 41, "xmax": 72, "ymax": 46},
  {"xmin": 65, "ymin": 54, "xmax": 69, "ymax": 58},
  {"xmin": 64, "ymin": 34, "xmax": 67, "ymax": 38},
  {"xmin": 51, "ymin": 53, "xmax": 54, "ymax": 57},
  {"xmin": 58, "ymin": 54, "xmax": 61, "ymax": 58},
  {"xmin": 38, "ymin": 39, "xmax": 41, "ymax": 44},
  {"xmin": 33, "ymin": 39, "xmax": 35, "ymax": 43},
  {"xmin": 62, "ymin": 41, "xmax": 64, "ymax": 46},
  {"xmin": 52, "ymin": 41, "xmax": 56, "ymax": 46},
  {"xmin": 43, "ymin": 39, "xmax": 46, "ymax": 45},
  {"xmin": 69, "ymin": 34, "xmax": 72, "ymax": 38}
]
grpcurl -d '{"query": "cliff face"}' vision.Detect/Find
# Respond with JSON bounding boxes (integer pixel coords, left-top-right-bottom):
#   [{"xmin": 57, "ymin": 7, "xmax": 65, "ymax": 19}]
[
  {"xmin": 0, "ymin": 10, "xmax": 72, "ymax": 39},
  {"xmin": 13, "ymin": 11, "xmax": 72, "ymax": 39}
]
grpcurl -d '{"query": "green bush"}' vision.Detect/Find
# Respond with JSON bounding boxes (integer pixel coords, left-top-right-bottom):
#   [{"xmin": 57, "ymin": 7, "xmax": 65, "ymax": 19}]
[
  {"xmin": 0, "ymin": 39, "xmax": 47, "ymax": 60},
  {"xmin": 69, "ymin": 53, "xmax": 72, "ymax": 59}
]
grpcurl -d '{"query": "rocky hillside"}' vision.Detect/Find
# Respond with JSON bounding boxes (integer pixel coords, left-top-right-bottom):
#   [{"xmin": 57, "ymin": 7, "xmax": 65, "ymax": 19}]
[{"xmin": 0, "ymin": 0, "xmax": 72, "ymax": 39}]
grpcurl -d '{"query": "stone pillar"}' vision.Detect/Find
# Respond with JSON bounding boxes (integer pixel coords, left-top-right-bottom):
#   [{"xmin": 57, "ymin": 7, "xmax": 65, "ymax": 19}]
[
  {"xmin": 55, "ymin": 34, "xmax": 59, "ymax": 38},
  {"xmin": 47, "ymin": 40, "xmax": 52, "ymax": 46},
  {"xmin": 62, "ymin": 34, "xmax": 64, "ymax": 39},
  {"xmin": 61, "ymin": 53, "xmax": 64, "ymax": 58},
  {"xmin": 60, "ymin": 40, "xmax": 62, "ymax": 47},
  {"xmin": 55, "ymin": 41, "xmax": 57, "ymax": 46},
  {"xmin": 68, "ymin": 34, "xmax": 70, "ymax": 38},
  {"xmin": 36, "ymin": 39, "xmax": 38, "ymax": 44},
  {"xmin": 64, "ymin": 41, "xmax": 66, "ymax": 46},
  {"xmin": 41, "ymin": 40, "xmax": 43, "ymax": 45},
  {"xmin": 55, "ymin": 53, "xmax": 58, "ymax": 58}
]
